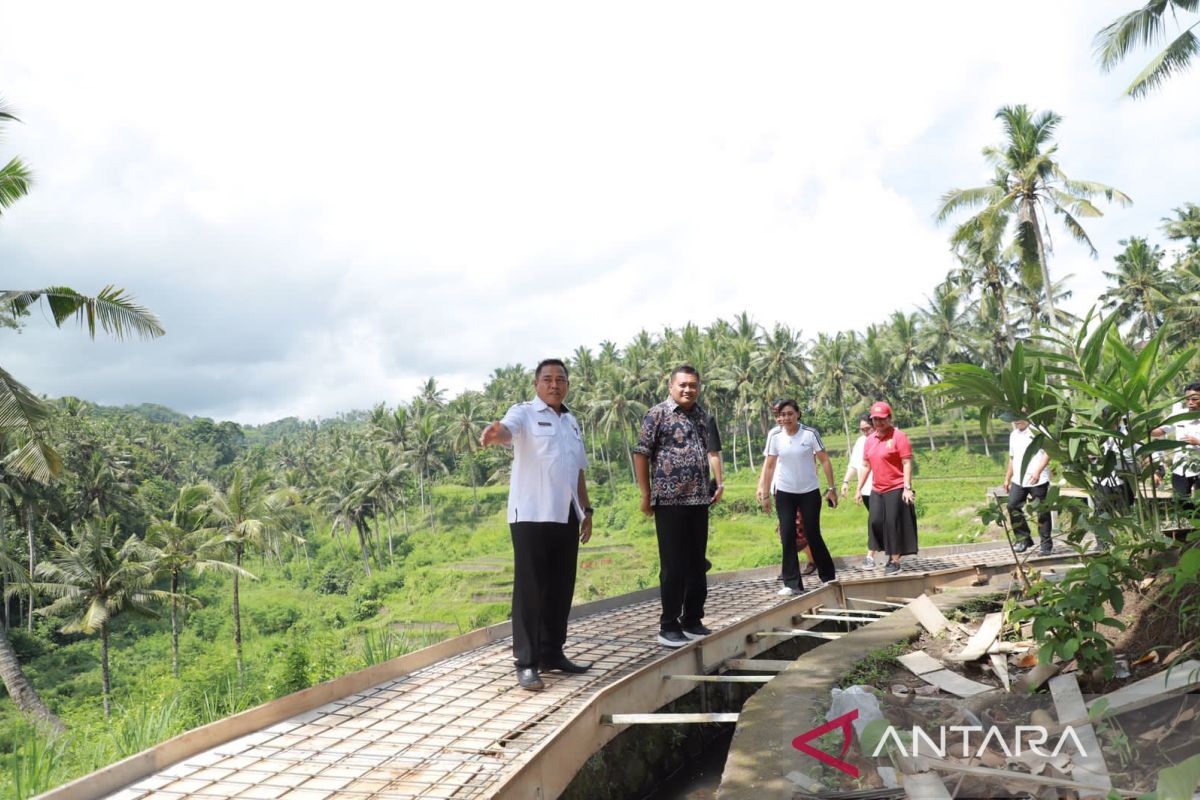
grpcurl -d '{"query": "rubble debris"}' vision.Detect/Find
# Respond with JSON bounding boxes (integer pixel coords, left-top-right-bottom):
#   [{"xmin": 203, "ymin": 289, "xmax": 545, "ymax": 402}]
[
  {"xmin": 988, "ymin": 653, "xmax": 1011, "ymax": 691},
  {"xmin": 1014, "ymin": 662, "xmax": 1062, "ymax": 694},
  {"xmin": 953, "ymin": 612, "xmax": 1004, "ymax": 661},
  {"xmin": 898, "ymin": 651, "xmax": 994, "ymax": 697},
  {"xmin": 906, "ymin": 594, "xmax": 950, "ymax": 636},
  {"xmin": 1048, "ymin": 673, "xmax": 1112, "ymax": 796}
]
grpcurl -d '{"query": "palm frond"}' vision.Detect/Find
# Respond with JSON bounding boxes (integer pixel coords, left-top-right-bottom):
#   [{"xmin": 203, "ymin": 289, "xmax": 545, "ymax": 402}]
[
  {"xmin": 0, "ymin": 157, "xmax": 32, "ymax": 211},
  {"xmin": 1126, "ymin": 26, "xmax": 1200, "ymax": 97},
  {"xmin": 1048, "ymin": 189, "xmax": 1104, "ymax": 219},
  {"xmin": 935, "ymin": 186, "xmax": 1004, "ymax": 222},
  {"xmin": 1056, "ymin": 208, "xmax": 1100, "ymax": 256},
  {"xmin": 0, "ymin": 365, "xmax": 61, "ymax": 481},
  {"xmin": 1094, "ymin": 1, "xmax": 1191, "ymax": 71},
  {"xmin": 0, "ymin": 286, "xmax": 164, "ymax": 340},
  {"xmin": 1062, "ymin": 179, "xmax": 1134, "ymax": 206}
]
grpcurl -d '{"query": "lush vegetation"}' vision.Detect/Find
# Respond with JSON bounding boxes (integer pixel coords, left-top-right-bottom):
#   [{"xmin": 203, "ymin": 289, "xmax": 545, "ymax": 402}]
[{"xmin": 3, "ymin": 12, "xmax": 1200, "ymax": 796}]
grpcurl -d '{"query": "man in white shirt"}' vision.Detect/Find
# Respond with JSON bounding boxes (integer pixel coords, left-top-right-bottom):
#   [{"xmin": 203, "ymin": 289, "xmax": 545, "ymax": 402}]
[
  {"xmin": 1004, "ymin": 416, "xmax": 1052, "ymax": 554},
  {"xmin": 841, "ymin": 413, "xmax": 878, "ymax": 568},
  {"xmin": 481, "ymin": 358, "xmax": 593, "ymax": 691},
  {"xmin": 1152, "ymin": 382, "xmax": 1200, "ymax": 512}
]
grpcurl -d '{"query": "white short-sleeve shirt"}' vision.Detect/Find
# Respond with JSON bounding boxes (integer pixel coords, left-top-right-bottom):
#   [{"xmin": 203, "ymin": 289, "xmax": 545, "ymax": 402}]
[
  {"xmin": 499, "ymin": 398, "xmax": 589, "ymax": 523},
  {"xmin": 1009, "ymin": 426, "xmax": 1049, "ymax": 486},
  {"xmin": 1160, "ymin": 417, "xmax": 1200, "ymax": 477},
  {"xmin": 765, "ymin": 424, "xmax": 824, "ymax": 494},
  {"xmin": 849, "ymin": 434, "xmax": 873, "ymax": 495},
  {"xmin": 763, "ymin": 425, "xmax": 782, "ymax": 492}
]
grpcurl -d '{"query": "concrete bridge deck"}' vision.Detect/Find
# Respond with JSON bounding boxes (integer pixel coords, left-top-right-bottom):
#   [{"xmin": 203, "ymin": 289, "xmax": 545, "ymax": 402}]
[{"xmin": 42, "ymin": 539, "xmax": 1057, "ymax": 800}]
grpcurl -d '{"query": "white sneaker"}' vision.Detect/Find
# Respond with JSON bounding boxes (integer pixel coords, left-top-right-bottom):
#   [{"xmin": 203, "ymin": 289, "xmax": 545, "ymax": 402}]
[
  {"xmin": 776, "ymin": 587, "xmax": 798, "ymax": 596},
  {"xmin": 861, "ymin": 556, "xmax": 876, "ymax": 569}
]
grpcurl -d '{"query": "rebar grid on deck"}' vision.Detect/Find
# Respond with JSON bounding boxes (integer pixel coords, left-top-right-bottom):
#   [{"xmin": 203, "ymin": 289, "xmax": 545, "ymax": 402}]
[{"xmin": 102, "ymin": 542, "xmax": 1046, "ymax": 800}]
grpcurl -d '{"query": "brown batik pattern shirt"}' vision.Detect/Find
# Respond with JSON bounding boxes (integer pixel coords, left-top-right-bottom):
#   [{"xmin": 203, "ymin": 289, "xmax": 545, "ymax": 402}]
[{"xmin": 634, "ymin": 399, "xmax": 712, "ymax": 506}]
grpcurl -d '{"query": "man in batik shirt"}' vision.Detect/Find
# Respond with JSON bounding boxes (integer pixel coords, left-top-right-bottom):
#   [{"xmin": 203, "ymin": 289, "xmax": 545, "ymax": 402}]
[{"xmin": 634, "ymin": 365, "xmax": 723, "ymax": 648}]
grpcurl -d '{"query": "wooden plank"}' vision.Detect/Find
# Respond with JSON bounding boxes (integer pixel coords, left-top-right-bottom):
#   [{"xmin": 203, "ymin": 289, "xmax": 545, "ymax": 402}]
[
  {"xmin": 1049, "ymin": 674, "xmax": 1112, "ymax": 796},
  {"xmin": 903, "ymin": 772, "xmax": 953, "ymax": 799},
  {"xmin": 753, "ymin": 630, "xmax": 843, "ymax": 640},
  {"xmin": 663, "ymin": 674, "xmax": 772, "ymax": 683},
  {"xmin": 899, "ymin": 651, "xmax": 995, "ymax": 697},
  {"xmin": 898, "ymin": 651, "xmax": 945, "ymax": 676},
  {"xmin": 918, "ymin": 669, "xmax": 994, "ymax": 697},
  {"xmin": 817, "ymin": 606, "xmax": 891, "ymax": 616},
  {"xmin": 989, "ymin": 653, "xmax": 1011, "ymax": 691},
  {"xmin": 952, "ymin": 612, "xmax": 1004, "ymax": 661},
  {"xmin": 847, "ymin": 596, "xmax": 906, "ymax": 608},
  {"xmin": 906, "ymin": 594, "xmax": 949, "ymax": 636},
  {"xmin": 798, "ymin": 613, "xmax": 880, "ymax": 623},
  {"xmin": 603, "ymin": 713, "xmax": 739, "ymax": 725},
  {"xmin": 723, "ymin": 659, "xmax": 792, "ymax": 672},
  {"xmin": 1085, "ymin": 659, "xmax": 1200, "ymax": 719}
]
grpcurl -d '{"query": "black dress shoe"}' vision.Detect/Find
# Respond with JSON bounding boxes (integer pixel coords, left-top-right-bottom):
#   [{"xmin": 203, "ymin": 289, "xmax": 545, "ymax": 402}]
[
  {"xmin": 516, "ymin": 667, "xmax": 544, "ymax": 691},
  {"xmin": 541, "ymin": 656, "xmax": 591, "ymax": 674}
]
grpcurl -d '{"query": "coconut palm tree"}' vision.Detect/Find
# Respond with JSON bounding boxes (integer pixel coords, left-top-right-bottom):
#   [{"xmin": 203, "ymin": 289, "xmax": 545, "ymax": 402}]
[
  {"xmin": 201, "ymin": 469, "xmax": 298, "ymax": 676},
  {"xmin": 809, "ymin": 331, "xmax": 860, "ymax": 452},
  {"xmin": 888, "ymin": 312, "xmax": 938, "ymax": 450},
  {"xmin": 0, "ymin": 100, "xmax": 163, "ymax": 730},
  {"xmin": 35, "ymin": 516, "xmax": 171, "ymax": 717},
  {"xmin": 407, "ymin": 412, "xmax": 447, "ymax": 530},
  {"xmin": 754, "ymin": 323, "xmax": 809, "ymax": 409},
  {"xmin": 146, "ymin": 485, "xmax": 251, "ymax": 678},
  {"xmin": 1095, "ymin": 1, "xmax": 1200, "ymax": 98},
  {"xmin": 937, "ymin": 104, "xmax": 1132, "ymax": 327},
  {"xmin": 1163, "ymin": 202, "xmax": 1200, "ymax": 269},
  {"xmin": 0, "ymin": 544, "xmax": 62, "ymax": 731},
  {"xmin": 1010, "ymin": 277, "xmax": 1078, "ymax": 337},
  {"xmin": 445, "ymin": 392, "xmax": 488, "ymax": 515},
  {"xmin": 1101, "ymin": 236, "xmax": 1172, "ymax": 339},
  {"xmin": 590, "ymin": 367, "xmax": 648, "ymax": 487}
]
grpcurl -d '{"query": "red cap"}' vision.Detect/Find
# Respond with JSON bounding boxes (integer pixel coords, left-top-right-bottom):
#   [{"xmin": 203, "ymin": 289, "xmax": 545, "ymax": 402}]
[{"xmin": 869, "ymin": 401, "xmax": 892, "ymax": 419}]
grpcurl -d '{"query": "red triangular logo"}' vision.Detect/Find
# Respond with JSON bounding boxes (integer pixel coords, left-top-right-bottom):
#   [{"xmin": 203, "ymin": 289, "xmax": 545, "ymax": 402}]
[{"xmin": 791, "ymin": 708, "xmax": 860, "ymax": 778}]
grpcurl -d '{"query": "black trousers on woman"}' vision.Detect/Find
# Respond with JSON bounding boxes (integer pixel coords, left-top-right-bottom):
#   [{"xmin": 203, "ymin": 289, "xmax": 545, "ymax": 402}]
[
  {"xmin": 510, "ymin": 506, "xmax": 579, "ymax": 668},
  {"xmin": 775, "ymin": 489, "xmax": 836, "ymax": 589},
  {"xmin": 868, "ymin": 488, "xmax": 919, "ymax": 557}
]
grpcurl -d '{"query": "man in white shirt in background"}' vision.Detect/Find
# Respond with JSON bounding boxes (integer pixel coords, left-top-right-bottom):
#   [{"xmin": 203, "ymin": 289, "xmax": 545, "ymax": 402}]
[
  {"xmin": 1003, "ymin": 415, "xmax": 1052, "ymax": 555},
  {"xmin": 1152, "ymin": 382, "xmax": 1200, "ymax": 513},
  {"xmin": 841, "ymin": 413, "xmax": 877, "ymax": 568},
  {"xmin": 481, "ymin": 358, "xmax": 593, "ymax": 691}
]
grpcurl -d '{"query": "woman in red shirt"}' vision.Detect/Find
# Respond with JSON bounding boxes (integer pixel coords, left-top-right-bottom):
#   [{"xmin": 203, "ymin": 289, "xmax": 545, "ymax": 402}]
[{"xmin": 854, "ymin": 401, "xmax": 918, "ymax": 573}]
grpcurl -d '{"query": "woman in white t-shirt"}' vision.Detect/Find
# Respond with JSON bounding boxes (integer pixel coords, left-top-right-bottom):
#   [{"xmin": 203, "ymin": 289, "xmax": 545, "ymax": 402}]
[
  {"xmin": 841, "ymin": 413, "xmax": 879, "ymax": 568},
  {"xmin": 755, "ymin": 400, "xmax": 839, "ymax": 594}
]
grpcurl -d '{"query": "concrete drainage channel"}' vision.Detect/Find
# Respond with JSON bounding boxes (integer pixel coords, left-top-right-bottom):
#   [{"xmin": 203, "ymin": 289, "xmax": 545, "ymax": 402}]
[
  {"xmin": 547, "ymin": 576, "xmax": 1018, "ymax": 800},
  {"xmin": 559, "ymin": 625, "xmax": 839, "ymax": 799}
]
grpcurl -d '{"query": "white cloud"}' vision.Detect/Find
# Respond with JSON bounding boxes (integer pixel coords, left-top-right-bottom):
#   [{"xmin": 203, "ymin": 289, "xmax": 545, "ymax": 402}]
[{"xmin": 1, "ymin": 1, "xmax": 1197, "ymax": 423}]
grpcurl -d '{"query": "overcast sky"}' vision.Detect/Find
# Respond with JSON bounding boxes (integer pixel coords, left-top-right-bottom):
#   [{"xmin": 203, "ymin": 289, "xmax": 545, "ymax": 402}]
[{"xmin": 2, "ymin": 1, "xmax": 1197, "ymax": 424}]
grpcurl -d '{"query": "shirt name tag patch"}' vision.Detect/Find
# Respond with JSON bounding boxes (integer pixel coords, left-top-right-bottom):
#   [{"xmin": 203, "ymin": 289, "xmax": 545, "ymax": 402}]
[{"xmin": 537, "ymin": 421, "xmax": 553, "ymax": 427}]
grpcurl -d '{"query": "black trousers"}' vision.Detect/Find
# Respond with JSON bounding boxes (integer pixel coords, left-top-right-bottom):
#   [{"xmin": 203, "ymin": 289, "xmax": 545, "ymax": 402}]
[
  {"xmin": 775, "ymin": 489, "xmax": 836, "ymax": 588},
  {"xmin": 1096, "ymin": 482, "xmax": 1134, "ymax": 514},
  {"xmin": 1172, "ymin": 473, "xmax": 1200, "ymax": 513},
  {"xmin": 654, "ymin": 504, "xmax": 709, "ymax": 632},
  {"xmin": 510, "ymin": 507, "xmax": 579, "ymax": 668},
  {"xmin": 1008, "ymin": 483, "xmax": 1051, "ymax": 544}
]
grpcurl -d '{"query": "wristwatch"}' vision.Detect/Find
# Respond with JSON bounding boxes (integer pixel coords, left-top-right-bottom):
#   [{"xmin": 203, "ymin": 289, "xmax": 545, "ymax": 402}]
[{"xmin": 584, "ymin": 506, "xmax": 594, "ymax": 516}]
